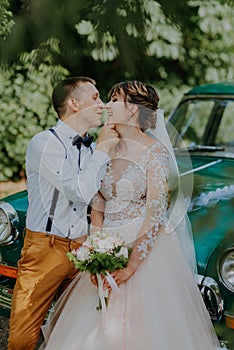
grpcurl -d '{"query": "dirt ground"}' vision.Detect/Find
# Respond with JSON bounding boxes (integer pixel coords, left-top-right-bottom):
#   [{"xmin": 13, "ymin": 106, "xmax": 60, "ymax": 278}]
[
  {"xmin": 0, "ymin": 180, "xmax": 27, "ymax": 198},
  {"xmin": 0, "ymin": 316, "xmax": 9, "ymax": 349},
  {"xmin": 0, "ymin": 316, "xmax": 43, "ymax": 349}
]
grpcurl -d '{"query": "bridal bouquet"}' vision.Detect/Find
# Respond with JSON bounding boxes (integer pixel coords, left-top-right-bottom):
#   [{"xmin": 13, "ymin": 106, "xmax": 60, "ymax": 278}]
[
  {"xmin": 67, "ymin": 231, "xmax": 131, "ymax": 311},
  {"xmin": 67, "ymin": 231, "xmax": 130, "ymax": 274}
]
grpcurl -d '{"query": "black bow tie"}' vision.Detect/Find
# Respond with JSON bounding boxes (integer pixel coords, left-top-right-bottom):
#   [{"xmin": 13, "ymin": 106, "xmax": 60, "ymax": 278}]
[{"xmin": 72, "ymin": 134, "xmax": 93, "ymax": 149}]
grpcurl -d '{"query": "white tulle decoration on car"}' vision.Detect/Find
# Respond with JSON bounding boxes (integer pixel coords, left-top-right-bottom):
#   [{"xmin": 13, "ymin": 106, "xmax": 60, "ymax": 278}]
[{"xmin": 190, "ymin": 185, "xmax": 234, "ymax": 210}]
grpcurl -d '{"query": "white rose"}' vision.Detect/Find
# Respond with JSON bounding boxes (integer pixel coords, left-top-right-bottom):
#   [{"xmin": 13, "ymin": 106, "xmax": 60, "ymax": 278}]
[
  {"xmin": 115, "ymin": 247, "xmax": 129, "ymax": 259},
  {"xmin": 96, "ymin": 237, "xmax": 115, "ymax": 252},
  {"xmin": 76, "ymin": 247, "xmax": 90, "ymax": 261}
]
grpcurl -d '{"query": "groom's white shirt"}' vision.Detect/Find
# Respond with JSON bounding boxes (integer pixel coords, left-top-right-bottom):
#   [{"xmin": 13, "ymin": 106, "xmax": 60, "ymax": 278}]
[{"xmin": 26, "ymin": 120, "xmax": 110, "ymax": 239}]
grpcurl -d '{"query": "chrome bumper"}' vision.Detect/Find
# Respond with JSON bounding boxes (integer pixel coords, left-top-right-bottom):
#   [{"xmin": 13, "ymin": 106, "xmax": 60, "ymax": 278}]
[
  {"xmin": 0, "ymin": 284, "xmax": 13, "ymax": 317},
  {"xmin": 195, "ymin": 274, "xmax": 224, "ymax": 321}
]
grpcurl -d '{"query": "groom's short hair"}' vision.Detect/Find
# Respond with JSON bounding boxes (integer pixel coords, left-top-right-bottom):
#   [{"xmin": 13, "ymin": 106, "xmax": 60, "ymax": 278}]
[{"xmin": 52, "ymin": 76, "xmax": 96, "ymax": 118}]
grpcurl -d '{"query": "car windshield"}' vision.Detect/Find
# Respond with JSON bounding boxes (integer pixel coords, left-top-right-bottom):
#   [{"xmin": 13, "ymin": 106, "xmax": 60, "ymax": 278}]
[{"xmin": 168, "ymin": 98, "xmax": 234, "ymax": 151}]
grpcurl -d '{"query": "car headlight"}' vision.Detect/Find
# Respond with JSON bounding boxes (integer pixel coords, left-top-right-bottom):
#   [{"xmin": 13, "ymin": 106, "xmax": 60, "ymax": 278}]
[
  {"xmin": 0, "ymin": 202, "xmax": 19, "ymax": 245},
  {"xmin": 218, "ymin": 250, "xmax": 234, "ymax": 292}
]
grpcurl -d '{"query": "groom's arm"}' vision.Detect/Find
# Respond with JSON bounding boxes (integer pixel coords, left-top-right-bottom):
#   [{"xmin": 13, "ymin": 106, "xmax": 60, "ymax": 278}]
[{"xmin": 90, "ymin": 192, "xmax": 106, "ymax": 231}]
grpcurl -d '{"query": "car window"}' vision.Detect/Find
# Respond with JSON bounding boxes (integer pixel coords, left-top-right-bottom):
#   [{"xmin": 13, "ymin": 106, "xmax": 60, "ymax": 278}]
[
  {"xmin": 169, "ymin": 99, "xmax": 215, "ymax": 147},
  {"xmin": 215, "ymin": 101, "xmax": 234, "ymax": 145}
]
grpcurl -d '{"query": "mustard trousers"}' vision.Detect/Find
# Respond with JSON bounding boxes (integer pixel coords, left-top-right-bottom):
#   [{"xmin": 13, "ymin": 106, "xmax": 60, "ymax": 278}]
[{"xmin": 8, "ymin": 229, "xmax": 82, "ymax": 350}]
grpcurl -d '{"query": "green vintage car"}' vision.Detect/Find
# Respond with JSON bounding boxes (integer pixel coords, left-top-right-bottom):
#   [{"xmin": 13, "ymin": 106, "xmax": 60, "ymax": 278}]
[
  {"xmin": 168, "ymin": 81, "xmax": 234, "ymax": 332},
  {"xmin": 0, "ymin": 82, "xmax": 233, "ymax": 333}
]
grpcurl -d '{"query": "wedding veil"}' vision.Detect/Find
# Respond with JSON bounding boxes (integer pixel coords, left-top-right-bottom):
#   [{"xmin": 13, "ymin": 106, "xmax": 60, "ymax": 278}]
[{"xmin": 146, "ymin": 109, "xmax": 197, "ymax": 275}]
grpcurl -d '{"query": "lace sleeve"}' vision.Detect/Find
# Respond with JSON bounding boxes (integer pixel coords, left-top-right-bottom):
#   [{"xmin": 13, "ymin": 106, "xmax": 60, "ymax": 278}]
[{"xmin": 136, "ymin": 142, "xmax": 169, "ymax": 260}]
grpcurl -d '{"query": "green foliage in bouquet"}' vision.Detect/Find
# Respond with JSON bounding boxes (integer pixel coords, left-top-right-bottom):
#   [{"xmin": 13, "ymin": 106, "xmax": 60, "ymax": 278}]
[
  {"xmin": 67, "ymin": 246, "xmax": 131, "ymax": 275},
  {"xmin": 67, "ymin": 231, "xmax": 132, "ymax": 275}
]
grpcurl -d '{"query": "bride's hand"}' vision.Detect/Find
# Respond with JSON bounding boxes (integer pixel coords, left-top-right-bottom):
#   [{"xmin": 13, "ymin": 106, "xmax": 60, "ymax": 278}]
[
  {"xmin": 108, "ymin": 263, "xmax": 137, "ymax": 288},
  {"xmin": 90, "ymin": 273, "xmax": 107, "ymax": 289},
  {"xmin": 111, "ymin": 267, "xmax": 135, "ymax": 286},
  {"xmin": 90, "ymin": 274, "xmax": 98, "ymax": 288}
]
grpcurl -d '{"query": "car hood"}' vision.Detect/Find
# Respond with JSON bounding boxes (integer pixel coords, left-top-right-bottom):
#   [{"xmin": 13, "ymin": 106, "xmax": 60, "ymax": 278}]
[
  {"xmin": 2, "ymin": 190, "xmax": 28, "ymax": 213},
  {"xmin": 181, "ymin": 155, "xmax": 234, "ymax": 274}
]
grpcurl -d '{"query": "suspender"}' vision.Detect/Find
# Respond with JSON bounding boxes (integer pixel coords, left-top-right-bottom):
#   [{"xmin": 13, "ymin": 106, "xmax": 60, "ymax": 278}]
[
  {"xmin": 45, "ymin": 187, "xmax": 59, "ymax": 232},
  {"xmin": 86, "ymin": 202, "xmax": 92, "ymax": 235},
  {"xmin": 46, "ymin": 128, "xmax": 91, "ymax": 235},
  {"xmin": 49, "ymin": 128, "xmax": 68, "ymax": 158}
]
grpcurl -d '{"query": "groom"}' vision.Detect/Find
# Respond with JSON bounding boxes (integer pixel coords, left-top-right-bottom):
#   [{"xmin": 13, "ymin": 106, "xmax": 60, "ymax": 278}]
[{"xmin": 8, "ymin": 76, "xmax": 118, "ymax": 350}]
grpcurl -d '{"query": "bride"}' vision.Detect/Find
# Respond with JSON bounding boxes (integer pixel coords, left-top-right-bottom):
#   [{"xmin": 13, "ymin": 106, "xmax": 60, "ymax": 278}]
[{"xmin": 42, "ymin": 81, "xmax": 220, "ymax": 349}]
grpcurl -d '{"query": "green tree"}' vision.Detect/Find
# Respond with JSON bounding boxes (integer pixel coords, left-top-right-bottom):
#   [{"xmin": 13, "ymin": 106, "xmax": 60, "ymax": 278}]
[
  {"xmin": 0, "ymin": 0, "xmax": 14, "ymax": 40},
  {"xmin": 1, "ymin": 0, "xmax": 233, "ymax": 94},
  {"xmin": 0, "ymin": 0, "xmax": 233, "ymax": 180},
  {"xmin": 0, "ymin": 39, "xmax": 68, "ymax": 180}
]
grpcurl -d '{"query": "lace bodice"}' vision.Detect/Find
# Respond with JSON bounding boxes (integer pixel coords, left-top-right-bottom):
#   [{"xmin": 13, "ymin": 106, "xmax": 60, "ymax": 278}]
[{"xmin": 93, "ymin": 140, "xmax": 169, "ymax": 260}]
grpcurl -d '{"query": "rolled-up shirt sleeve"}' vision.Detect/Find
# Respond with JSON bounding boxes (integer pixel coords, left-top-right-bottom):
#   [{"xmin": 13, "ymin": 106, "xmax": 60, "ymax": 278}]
[{"xmin": 62, "ymin": 150, "xmax": 109, "ymax": 204}]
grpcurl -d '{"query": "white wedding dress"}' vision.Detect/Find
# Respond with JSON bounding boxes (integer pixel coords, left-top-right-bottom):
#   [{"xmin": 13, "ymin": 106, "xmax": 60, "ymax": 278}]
[{"xmin": 42, "ymin": 140, "xmax": 220, "ymax": 350}]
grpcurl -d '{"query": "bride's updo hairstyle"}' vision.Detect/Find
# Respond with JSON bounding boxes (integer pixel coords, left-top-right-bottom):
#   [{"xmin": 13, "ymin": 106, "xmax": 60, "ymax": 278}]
[{"xmin": 109, "ymin": 80, "xmax": 160, "ymax": 131}]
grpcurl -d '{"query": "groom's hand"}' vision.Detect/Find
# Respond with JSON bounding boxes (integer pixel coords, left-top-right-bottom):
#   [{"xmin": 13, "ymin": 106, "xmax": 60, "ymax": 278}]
[{"xmin": 71, "ymin": 234, "xmax": 88, "ymax": 250}]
